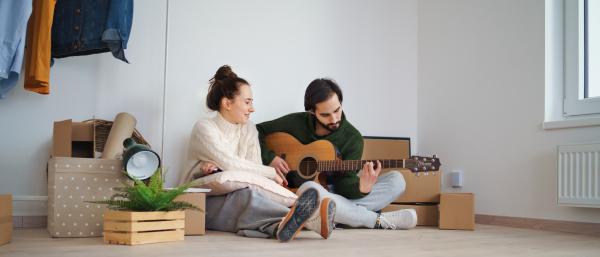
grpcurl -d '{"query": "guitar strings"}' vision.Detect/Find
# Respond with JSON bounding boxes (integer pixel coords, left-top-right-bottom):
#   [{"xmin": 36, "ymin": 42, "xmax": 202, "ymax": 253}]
[
  {"xmin": 298, "ymin": 159, "xmax": 437, "ymax": 171},
  {"xmin": 298, "ymin": 159, "xmax": 429, "ymax": 166}
]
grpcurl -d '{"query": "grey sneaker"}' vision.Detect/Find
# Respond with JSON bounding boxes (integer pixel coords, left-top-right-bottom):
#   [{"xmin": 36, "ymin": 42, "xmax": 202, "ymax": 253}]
[
  {"xmin": 377, "ymin": 209, "xmax": 417, "ymax": 229},
  {"xmin": 304, "ymin": 198, "xmax": 336, "ymax": 239},
  {"xmin": 277, "ymin": 187, "xmax": 320, "ymax": 242}
]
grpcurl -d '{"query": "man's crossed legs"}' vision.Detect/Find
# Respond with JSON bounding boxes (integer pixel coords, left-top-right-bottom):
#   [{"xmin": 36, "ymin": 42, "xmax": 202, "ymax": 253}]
[{"xmin": 296, "ymin": 171, "xmax": 417, "ymax": 229}]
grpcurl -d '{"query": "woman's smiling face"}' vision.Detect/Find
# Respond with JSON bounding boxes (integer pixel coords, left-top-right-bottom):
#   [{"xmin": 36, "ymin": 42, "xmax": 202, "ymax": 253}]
[{"xmin": 222, "ymin": 84, "xmax": 254, "ymax": 124}]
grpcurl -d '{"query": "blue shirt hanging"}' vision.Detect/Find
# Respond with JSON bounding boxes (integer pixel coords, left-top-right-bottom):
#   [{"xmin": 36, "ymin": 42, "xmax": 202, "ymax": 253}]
[
  {"xmin": 51, "ymin": 0, "xmax": 133, "ymax": 63},
  {"xmin": 0, "ymin": 0, "xmax": 33, "ymax": 99}
]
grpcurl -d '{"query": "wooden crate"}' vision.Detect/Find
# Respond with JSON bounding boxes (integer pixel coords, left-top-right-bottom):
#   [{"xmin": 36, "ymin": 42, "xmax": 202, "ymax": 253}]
[{"xmin": 103, "ymin": 211, "xmax": 185, "ymax": 245}]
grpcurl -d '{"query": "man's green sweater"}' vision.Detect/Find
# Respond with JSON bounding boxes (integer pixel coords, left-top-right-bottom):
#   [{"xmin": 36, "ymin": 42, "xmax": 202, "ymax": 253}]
[{"xmin": 256, "ymin": 111, "xmax": 367, "ymax": 199}]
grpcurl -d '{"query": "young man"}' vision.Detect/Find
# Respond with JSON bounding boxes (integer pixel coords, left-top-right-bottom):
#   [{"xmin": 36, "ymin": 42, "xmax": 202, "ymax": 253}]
[{"xmin": 257, "ymin": 78, "xmax": 417, "ymax": 229}]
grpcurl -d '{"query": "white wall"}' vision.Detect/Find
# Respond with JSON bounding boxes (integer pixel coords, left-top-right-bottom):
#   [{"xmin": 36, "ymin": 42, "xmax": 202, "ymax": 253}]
[
  {"xmin": 0, "ymin": 1, "xmax": 167, "ymax": 215},
  {"xmin": 162, "ymin": 0, "xmax": 419, "ymax": 187},
  {"xmin": 418, "ymin": 0, "xmax": 600, "ymax": 223}
]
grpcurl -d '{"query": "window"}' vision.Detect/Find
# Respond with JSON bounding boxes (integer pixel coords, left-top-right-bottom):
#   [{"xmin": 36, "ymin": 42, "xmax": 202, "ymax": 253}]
[{"xmin": 564, "ymin": 0, "xmax": 600, "ymax": 116}]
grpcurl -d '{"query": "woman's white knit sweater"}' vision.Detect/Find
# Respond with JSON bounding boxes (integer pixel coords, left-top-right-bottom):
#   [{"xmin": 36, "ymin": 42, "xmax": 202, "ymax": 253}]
[{"xmin": 179, "ymin": 112, "xmax": 276, "ymax": 185}]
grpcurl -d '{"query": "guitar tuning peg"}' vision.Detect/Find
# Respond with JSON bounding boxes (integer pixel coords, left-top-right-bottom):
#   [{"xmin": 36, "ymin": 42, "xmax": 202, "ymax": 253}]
[
  {"xmin": 433, "ymin": 171, "xmax": 436, "ymax": 176},
  {"xmin": 433, "ymin": 154, "xmax": 438, "ymax": 158},
  {"xmin": 416, "ymin": 173, "xmax": 420, "ymax": 177}
]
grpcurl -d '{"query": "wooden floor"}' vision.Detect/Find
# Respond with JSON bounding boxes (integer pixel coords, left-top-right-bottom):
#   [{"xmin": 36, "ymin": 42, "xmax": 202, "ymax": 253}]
[{"xmin": 1, "ymin": 225, "xmax": 599, "ymax": 257}]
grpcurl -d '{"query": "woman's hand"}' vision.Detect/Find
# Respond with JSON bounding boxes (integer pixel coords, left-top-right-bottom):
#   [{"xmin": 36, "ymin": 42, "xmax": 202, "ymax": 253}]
[{"xmin": 199, "ymin": 162, "xmax": 219, "ymax": 175}]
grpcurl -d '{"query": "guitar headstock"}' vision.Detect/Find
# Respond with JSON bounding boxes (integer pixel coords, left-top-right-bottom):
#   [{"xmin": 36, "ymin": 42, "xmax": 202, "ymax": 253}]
[{"xmin": 406, "ymin": 155, "xmax": 441, "ymax": 173}]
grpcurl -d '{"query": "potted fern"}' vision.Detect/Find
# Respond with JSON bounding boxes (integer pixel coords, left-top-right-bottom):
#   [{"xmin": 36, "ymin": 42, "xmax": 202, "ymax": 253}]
[{"xmin": 87, "ymin": 167, "xmax": 203, "ymax": 245}]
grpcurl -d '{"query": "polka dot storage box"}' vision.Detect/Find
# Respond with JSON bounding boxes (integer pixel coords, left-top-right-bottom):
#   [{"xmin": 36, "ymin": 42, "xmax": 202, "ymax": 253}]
[{"xmin": 47, "ymin": 157, "xmax": 132, "ymax": 238}]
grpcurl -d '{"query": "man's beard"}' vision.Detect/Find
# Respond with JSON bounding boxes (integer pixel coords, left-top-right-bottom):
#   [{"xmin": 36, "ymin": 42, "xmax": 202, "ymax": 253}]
[{"xmin": 316, "ymin": 117, "xmax": 341, "ymax": 133}]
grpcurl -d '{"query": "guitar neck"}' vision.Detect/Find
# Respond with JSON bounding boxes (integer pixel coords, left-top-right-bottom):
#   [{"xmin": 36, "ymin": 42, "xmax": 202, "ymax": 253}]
[{"xmin": 318, "ymin": 159, "xmax": 406, "ymax": 171}]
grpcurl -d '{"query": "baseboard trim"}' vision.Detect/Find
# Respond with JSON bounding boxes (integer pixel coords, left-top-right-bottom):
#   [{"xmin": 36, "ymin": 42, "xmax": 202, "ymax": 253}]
[
  {"xmin": 12, "ymin": 216, "xmax": 47, "ymax": 228},
  {"xmin": 475, "ymin": 214, "xmax": 600, "ymax": 236}
]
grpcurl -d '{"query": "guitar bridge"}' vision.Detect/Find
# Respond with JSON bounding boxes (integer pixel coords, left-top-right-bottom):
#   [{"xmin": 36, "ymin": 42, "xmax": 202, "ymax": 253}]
[{"xmin": 280, "ymin": 154, "xmax": 286, "ymax": 161}]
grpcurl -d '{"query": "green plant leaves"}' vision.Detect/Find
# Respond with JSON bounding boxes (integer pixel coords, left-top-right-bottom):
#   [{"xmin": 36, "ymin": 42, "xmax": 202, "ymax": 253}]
[{"xmin": 86, "ymin": 167, "xmax": 204, "ymax": 213}]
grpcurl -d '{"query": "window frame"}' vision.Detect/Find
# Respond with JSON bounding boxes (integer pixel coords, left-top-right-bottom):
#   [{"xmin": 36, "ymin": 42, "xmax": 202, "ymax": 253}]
[{"xmin": 564, "ymin": 0, "xmax": 600, "ymax": 116}]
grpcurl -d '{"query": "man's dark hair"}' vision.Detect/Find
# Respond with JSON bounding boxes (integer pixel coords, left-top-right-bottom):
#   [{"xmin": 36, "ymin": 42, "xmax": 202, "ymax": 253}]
[{"xmin": 304, "ymin": 78, "xmax": 343, "ymax": 112}]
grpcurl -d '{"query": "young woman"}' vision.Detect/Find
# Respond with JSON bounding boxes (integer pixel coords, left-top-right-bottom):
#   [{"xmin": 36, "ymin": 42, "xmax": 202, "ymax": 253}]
[{"xmin": 179, "ymin": 65, "xmax": 336, "ymax": 242}]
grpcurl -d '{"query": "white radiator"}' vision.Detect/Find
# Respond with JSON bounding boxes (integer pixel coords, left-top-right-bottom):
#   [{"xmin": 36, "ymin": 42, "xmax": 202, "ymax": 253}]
[{"xmin": 557, "ymin": 142, "xmax": 600, "ymax": 208}]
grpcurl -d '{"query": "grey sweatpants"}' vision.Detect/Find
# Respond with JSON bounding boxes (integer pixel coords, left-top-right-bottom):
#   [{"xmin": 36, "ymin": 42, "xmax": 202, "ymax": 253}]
[
  {"xmin": 205, "ymin": 188, "xmax": 289, "ymax": 238},
  {"xmin": 297, "ymin": 170, "xmax": 406, "ymax": 228},
  {"xmin": 205, "ymin": 170, "xmax": 405, "ymax": 237}
]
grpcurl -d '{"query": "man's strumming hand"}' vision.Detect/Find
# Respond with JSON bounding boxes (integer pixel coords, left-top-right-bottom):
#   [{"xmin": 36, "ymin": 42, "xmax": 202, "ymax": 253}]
[
  {"xmin": 269, "ymin": 156, "xmax": 290, "ymax": 186},
  {"xmin": 273, "ymin": 172, "xmax": 284, "ymax": 186}
]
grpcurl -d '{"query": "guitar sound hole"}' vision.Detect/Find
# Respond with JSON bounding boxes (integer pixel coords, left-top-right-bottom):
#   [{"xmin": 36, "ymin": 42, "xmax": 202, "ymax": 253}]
[{"xmin": 298, "ymin": 157, "xmax": 318, "ymax": 177}]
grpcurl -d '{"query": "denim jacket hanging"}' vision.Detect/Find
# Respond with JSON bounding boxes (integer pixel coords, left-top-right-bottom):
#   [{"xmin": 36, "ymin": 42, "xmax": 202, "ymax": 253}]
[{"xmin": 51, "ymin": 0, "xmax": 133, "ymax": 63}]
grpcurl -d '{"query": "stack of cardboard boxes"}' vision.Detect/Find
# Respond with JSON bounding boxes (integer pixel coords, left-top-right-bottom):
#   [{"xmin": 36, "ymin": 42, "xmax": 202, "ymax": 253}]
[
  {"xmin": 48, "ymin": 119, "xmax": 206, "ymax": 238},
  {"xmin": 48, "ymin": 119, "xmax": 134, "ymax": 237},
  {"xmin": 362, "ymin": 137, "xmax": 474, "ymax": 230}
]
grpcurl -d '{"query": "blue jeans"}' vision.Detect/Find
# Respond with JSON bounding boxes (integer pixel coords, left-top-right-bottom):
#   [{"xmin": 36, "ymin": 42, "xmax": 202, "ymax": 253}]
[{"xmin": 297, "ymin": 170, "xmax": 406, "ymax": 228}]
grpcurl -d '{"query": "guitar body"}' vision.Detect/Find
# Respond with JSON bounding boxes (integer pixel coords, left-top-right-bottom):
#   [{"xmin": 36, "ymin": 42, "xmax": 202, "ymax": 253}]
[{"xmin": 264, "ymin": 132, "xmax": 339, "ymax": 192}]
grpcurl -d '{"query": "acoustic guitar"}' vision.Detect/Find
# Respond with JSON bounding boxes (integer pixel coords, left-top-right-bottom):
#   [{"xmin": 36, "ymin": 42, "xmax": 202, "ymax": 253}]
[{"xmin": 264, "ymin": 132, "xmax": 441, "ymax": 192}]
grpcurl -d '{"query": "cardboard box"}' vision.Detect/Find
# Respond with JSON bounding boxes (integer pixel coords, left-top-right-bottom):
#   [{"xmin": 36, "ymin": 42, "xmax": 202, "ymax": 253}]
[
  {"xmin": 0, "ymin": 195, "xmax": 12, "ymax": 246},
  {"xmin": 439, "ymin": 193, "xmax": 475, "ymax": 230},
  {"xmin": 53, "ymin": 119, "xmax": 96, "ymax": 158},
  {"xmin": 363, "ymin": 138, "xmax": 441, "ymax": 203},
  {"xmin": 47, "ymin": 157, "xmax": 132, "ymax": 237},
  {"xmin": 175, "ymin": 193, "xmax": 206, "ymax": 235},
  {"xmin": 380, "ymin": 203, "xmax": 439, "ymax": 226}
]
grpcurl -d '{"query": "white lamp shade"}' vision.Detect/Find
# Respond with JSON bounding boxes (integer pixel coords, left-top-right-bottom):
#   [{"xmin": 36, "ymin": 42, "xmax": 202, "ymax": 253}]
[{"xmin": 126, "ymin": 151, "xmax": 160, "ymax": 180}]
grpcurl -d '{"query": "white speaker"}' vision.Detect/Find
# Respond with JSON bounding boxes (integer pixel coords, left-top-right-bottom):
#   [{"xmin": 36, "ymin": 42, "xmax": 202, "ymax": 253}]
[{"xmin": 450, "ymin": 171, "xmax": 463, "ymax": 187}]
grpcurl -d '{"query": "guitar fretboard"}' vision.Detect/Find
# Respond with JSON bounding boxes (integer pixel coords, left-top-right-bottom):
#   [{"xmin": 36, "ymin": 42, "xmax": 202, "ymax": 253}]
[
  {"xmin": 318, "ymin": 159, "xmax": 408, "ymax": 171},
  {"xmin": 298, "ymin": 157, "xmax": 439, "ymax": 173}
]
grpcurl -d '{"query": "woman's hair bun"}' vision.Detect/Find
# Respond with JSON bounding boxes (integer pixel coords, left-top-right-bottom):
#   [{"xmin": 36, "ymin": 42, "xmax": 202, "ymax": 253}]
[
  {"xmin": 212, "ymin": 65, "xmax": 238, "ymax": 82},
  {"xmin": 206, "ymin": 65, "xmax": 249, "ymax": 112}
]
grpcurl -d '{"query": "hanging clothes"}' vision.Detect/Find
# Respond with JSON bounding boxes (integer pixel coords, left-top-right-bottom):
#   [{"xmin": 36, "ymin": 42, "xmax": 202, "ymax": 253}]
[
  {"xmin": 51, "ymin": 0, "xmax": 134, "ymax": 63},
  {"xmin": 0, "ymin": 0, "xmax": 33, "ymax": 99},
  {"xmin": 24, "ymin": 0, "xmax": 57, "ymax": 95}
]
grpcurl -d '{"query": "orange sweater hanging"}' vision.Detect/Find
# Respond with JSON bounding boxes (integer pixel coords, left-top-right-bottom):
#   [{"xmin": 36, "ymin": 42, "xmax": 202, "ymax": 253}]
[{"xmin": 24, "ymin": 0, "xmax": 56, "ymax": 95}]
